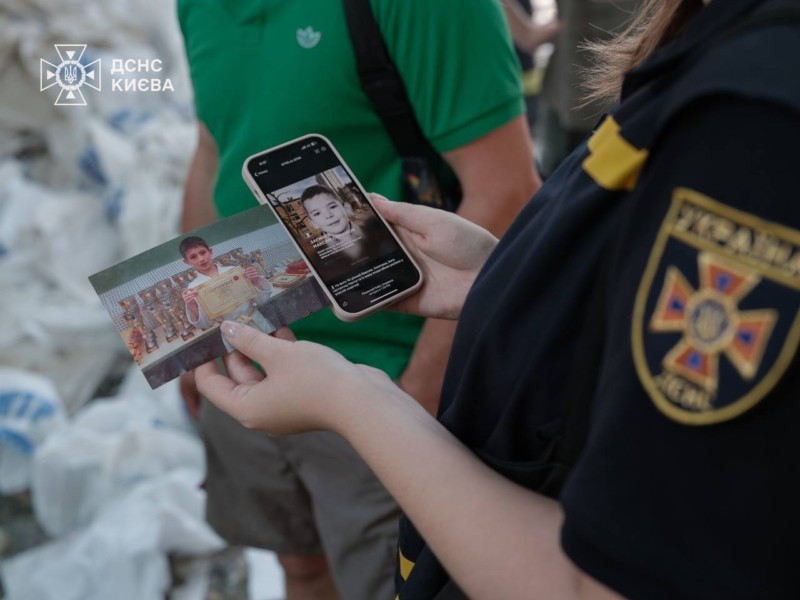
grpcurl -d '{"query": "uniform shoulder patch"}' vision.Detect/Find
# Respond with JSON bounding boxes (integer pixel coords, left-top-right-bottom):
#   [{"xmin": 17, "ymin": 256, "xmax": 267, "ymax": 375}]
[{"xmin": 632, "ymin": 187, "xmax": 800, "ymax": 425}]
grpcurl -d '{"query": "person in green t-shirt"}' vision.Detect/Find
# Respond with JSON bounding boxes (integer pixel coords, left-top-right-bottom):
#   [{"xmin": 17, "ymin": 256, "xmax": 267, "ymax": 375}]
[{"xmin": 177, "ymin": 0, "xmax": 540, "ymax": 597}]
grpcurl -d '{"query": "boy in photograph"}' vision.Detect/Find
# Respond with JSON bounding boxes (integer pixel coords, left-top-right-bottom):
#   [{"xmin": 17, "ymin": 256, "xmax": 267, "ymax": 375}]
[
  {"xmin": 179, "ymin": 236, "xmax": 274, "ymax": 348},
  {"xmin": 300, "ymin": 185, "xmax": 394, "ymax": 279}
]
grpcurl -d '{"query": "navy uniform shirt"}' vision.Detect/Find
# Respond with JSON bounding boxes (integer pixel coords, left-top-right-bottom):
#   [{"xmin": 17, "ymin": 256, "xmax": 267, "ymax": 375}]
[{"xmin": 397, "ymin": 0, "xmax": 800, "ymax": 597}]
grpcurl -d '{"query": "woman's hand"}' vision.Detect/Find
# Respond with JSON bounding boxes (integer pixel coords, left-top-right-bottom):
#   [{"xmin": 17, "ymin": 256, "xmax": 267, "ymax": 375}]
[
  {"xmin": 195, "ymin": 322, "xmax": 399, "ymax": 435},
  {"xmin": 372, "ymin": 196, "xmax": 497, "ymax": 320}
]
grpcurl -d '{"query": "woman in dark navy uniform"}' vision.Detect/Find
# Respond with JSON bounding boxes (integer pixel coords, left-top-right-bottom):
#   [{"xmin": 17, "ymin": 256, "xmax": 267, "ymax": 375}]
[{"xmin": 195, "ymin": 0, "xmax": 800, "ymax": 597}]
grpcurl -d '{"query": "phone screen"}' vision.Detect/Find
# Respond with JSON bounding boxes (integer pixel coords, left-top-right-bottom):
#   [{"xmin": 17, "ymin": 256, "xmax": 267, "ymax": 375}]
[{"xmin": 245, "ymin": 136, "xmax": 421, "ymax": 316}]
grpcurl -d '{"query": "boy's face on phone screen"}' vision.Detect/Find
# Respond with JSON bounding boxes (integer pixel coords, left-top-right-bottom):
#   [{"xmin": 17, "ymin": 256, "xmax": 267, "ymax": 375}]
[
  {"xmin": 304, "ymin": 193, "xmax": 351, "ymax": 235},
  {"xmin": 246, "ymin": 137, "xmax": 420, "ymax": 316}
]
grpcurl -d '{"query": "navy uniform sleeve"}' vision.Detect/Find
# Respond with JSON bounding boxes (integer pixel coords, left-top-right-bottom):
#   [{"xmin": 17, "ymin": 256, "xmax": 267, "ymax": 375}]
[{"xmin": 560, "ymin": 97, "xmax": 800, "ymax": 599}]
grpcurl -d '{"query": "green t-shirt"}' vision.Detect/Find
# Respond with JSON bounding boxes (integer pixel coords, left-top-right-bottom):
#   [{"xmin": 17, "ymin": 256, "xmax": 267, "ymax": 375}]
[{"xmin": 179, "ymin": 0, "xmax": 524, "ymax": 377}]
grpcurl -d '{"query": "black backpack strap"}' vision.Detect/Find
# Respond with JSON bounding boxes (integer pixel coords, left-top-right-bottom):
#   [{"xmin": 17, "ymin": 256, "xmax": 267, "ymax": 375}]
[
  {"xmin": 341, "ymin": 0, "xmax": 432, "ymax": 159},
  {"xmin": 342, "ymin": 0, "xmax": 461, "ymax": 211}
]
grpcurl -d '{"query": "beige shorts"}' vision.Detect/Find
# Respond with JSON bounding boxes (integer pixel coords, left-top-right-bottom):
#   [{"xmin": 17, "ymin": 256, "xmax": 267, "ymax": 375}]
[{"xmin": 200, "ymin": 399, "xmax": 399, "ymax": 599}]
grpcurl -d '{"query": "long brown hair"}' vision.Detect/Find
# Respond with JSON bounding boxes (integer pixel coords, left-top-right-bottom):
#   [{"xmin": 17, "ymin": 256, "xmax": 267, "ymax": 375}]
[{"xmin": 584, "ymin": 0, "xmax": 705, "ymax": 102}]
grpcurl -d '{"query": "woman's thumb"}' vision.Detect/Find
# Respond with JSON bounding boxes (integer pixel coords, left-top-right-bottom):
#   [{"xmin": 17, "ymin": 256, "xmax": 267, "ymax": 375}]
[{"xmin": 220, "ymin": 321, "xmax": 290, "ymax": 362}]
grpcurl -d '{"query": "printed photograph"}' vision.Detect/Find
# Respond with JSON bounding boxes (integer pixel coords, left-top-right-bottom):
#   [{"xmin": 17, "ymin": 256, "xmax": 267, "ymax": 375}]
[{"xmin": 89, "ymin": 204, "xmax": 329, "ymax": 388}]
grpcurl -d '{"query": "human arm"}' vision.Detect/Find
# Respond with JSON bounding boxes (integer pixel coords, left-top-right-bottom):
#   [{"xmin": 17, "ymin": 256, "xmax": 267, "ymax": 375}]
[
  {"xmin": 180, "ymin": 122, "xmax": 219, "ymax": 233},
  {"xmin": 501, "ymin": 0, "xmax": 562, "ymax": 55},
  {"xmin": 195, "ymin": 324, "xmax": 620, "ymax": 599},
  {"xmin": 182, "ymin": 284, "xmax": 212, "ymax": 329},
  {"xmin": 443, "ymin": 115, "xmax": 539, "ymax": 238}
]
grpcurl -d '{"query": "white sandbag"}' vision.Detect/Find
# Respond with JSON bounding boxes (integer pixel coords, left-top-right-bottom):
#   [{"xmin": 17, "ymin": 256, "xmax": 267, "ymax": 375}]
[
  {"xmin": 114, "ymin": 363, "xmax": 197, "ymax": 435},
  {"xmin": 0, "ymin": 159, "xmax": 119, "ymax": 307},
  {"xmin": 246, "ymin": 548, "xmax": 286, "ymax": 600},
  {"xmin": 0, "ymin": 368, "xmax": 67, "ymax": 494},
  {"xmin": 32, "ymin": 393, "xmax": 203, "ymax": 537},
  {"xmin": 0, "ymin": 159, "xmax": 125, "ymax": 411},
  {"xmin": 1, "ymin": 469, "xmax": 225, "ymax": 600}
]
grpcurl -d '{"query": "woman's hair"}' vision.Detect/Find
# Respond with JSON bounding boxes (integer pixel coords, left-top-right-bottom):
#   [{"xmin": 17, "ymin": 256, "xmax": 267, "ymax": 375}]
[{"xmin": 583, "ymin": 0, "xmax": 704, "ymax": 102}]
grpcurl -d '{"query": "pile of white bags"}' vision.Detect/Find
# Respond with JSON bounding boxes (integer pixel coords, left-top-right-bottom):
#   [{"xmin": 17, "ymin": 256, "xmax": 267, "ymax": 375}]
[
  {"xmin": 2, "ymin": 469, "xmax": 224, "ymax": 600},
  {"xmin": 0, "ymin": 0, "xmax": 196, "ymax": 410},
  {"xmin": 0, "ymin": 1, "xmax": 283, "ymax": 598},
  {"xmin": 0, "ymin": 365, "xmax": 228, "ymax": 600}
]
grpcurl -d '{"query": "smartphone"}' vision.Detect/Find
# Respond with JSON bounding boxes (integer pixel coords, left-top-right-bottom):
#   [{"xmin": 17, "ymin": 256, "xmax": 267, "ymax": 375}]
[{"xmin": 242, "ymin": 134, "xmax": 423, "ymax": 321}]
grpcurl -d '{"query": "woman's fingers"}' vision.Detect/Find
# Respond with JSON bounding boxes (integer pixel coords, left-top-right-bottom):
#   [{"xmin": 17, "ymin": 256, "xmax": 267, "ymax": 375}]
[
  {"xmin": 271, "ymin": 326, "xmax": 297, "ymax": 342},
  {"xmin": 195, "ymin": 356, "xmax": 264, "ymax": 425},
  {"xmin": 219, "ymin": 321, "xmax": 293, "ymax": 364},
  {"xmin": 371, "ymin": 194, "xmax": 440, "ymax": 235},
  {"xmin": 195, "ymin": 359, "xmax": 237, "ymax": 402},
  {"xmin": 223, "ymin": 351, "xmax": 264, "ymax": 384},
  {"xmin": 194, "ymin": 322, "xmax": 293, "ymax": 415}
]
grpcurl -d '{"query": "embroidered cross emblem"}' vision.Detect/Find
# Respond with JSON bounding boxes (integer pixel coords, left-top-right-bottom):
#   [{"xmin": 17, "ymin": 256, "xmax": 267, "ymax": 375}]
[{"xmin": 650, "ymin": 252, "xmax": 777, "ymax": 393}]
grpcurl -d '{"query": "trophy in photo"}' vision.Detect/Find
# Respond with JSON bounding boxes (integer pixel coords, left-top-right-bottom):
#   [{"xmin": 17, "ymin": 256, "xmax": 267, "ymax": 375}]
[
  {"xmin": 174, "ymin": 268, "xmax": 213, "ymax": 331},
  {"xmin": 242, "ymin": 253, "xmax": 259, "ymax": 273},
  {"xmin": 171, "ymin": 269, "xmax": 199, "ymax": 338},
  {"xmin": 229, "ymin": 247, "xmax": 247, "ymax": 267},
  {"xmin": 155, "ymin": 278, "xmax": 194, "ymax": 342},
  {"xmin": 215, "ymin": 250, "xmax": 236, "ymax": 267},
  {"xmin": 232, "ymin": 248, "xmax": 266, "ymax": 315},
  {"xmin": 119, "ymin": 295, "xmax": 156, "ymax": 358},
  {"xmin": 138, "ymin": 285, "xmax": 172, "ymax": 348},
  {"xmin": 250, "ymin": 249, "xmax": 271, "ymax": 278},
  {"xmin": 172, "ymin": 268, "xmax": 198, "ymax": 293}
]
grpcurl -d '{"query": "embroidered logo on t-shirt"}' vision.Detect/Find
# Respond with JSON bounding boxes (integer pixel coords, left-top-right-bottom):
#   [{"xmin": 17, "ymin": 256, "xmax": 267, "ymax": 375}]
[
  {"xmin": 297, "ymin": 26, "xmax": 321, "ymax": 49},
  {"xmin": 632, "ymin": 187, "xmax": 800, "ymax": 425}
]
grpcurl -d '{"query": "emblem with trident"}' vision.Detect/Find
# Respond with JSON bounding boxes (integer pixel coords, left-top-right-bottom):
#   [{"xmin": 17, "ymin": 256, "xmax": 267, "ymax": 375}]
[
  {"xmin": 40, "ymin": 44, "xmax": 101, "ymax": 106},
  {"xmin": 63, "ymin": 63, "xmax": 79, "ymax": 85}
]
